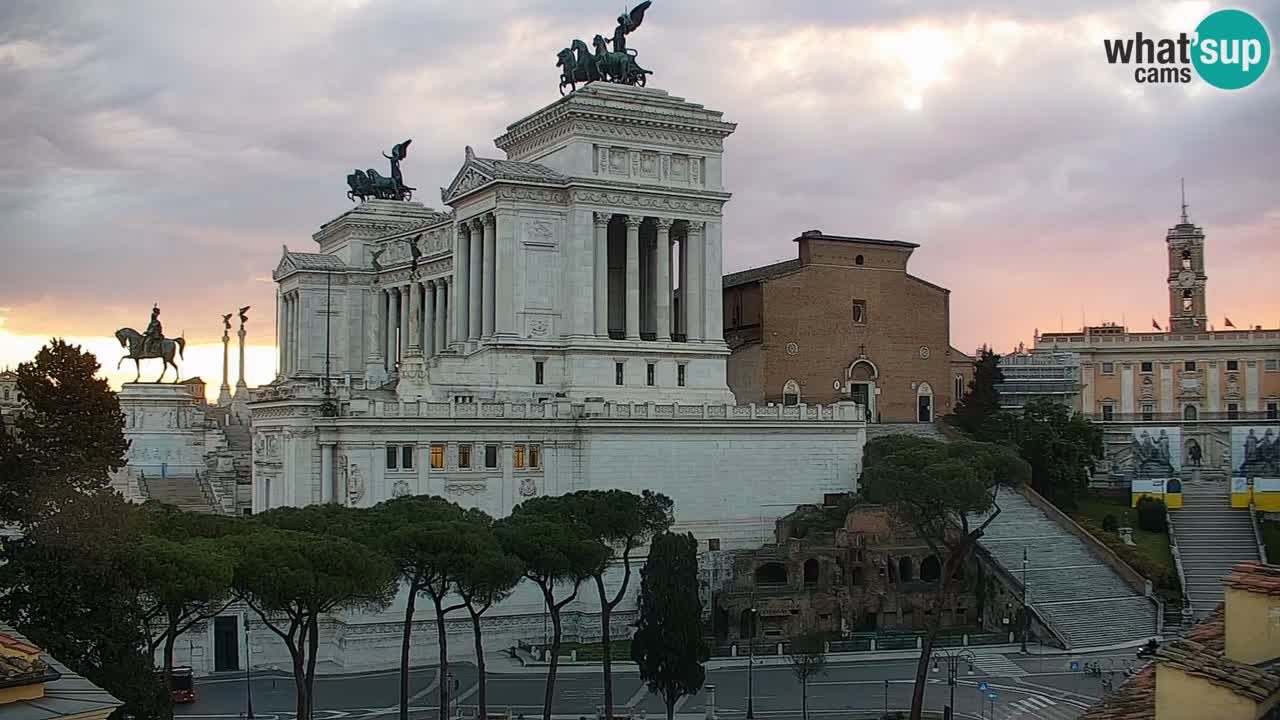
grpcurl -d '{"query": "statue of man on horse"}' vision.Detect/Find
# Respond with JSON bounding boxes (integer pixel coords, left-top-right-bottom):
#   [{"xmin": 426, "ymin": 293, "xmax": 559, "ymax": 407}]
[
  {"xmin": 116, "ymin": 305, "xmax": 186, "ymax": 383},
  {"xmin": 556, "ymin": 2, "xmax": 653, "ymax": 94}
]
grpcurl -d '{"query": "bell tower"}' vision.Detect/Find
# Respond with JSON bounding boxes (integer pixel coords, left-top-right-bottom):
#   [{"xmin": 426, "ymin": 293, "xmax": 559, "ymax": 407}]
[{"xmin": 1167, "ymin": 181, "xmax": 1207, "ymax": 333}]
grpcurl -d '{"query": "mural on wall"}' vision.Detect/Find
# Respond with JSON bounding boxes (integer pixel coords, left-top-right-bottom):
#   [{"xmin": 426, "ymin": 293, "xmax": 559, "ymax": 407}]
[
  {"xmin": 1231, "ymin": 425, "xmax": 1280, "ymax": 477},
  {"xmin": 1129, "ymin": 426, "xmax": 1181, "ymax": 477}
]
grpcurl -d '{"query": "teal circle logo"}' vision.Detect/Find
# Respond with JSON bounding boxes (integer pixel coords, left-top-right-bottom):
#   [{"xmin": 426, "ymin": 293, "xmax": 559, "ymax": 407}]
[{"xmin": 1192, "ymin": 9, "xmax": 1270, "ymax": 89}]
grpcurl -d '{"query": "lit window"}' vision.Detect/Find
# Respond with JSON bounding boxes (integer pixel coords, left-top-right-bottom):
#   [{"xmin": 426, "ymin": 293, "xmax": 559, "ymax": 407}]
[
  {"xmin": 514, "ymin": 445, "xmax": 526, "ymax": 469},
  {"xmin": 386, "ymin": 446, "xmax": 398, "ymax": 470},
  {"xmin": 677, "ymin": 364, "xmax": 686, "ymax": 387},
  {"xmin": 430, "ymin": 444, "xmax": 445, "ymax": 469},
  {"xmin": 1101, "ymin": 362, "xmax": 1115, "ymax": 375},
  {"xmin": 529, "ymin": 445, "xmax": 541, "ymax": 469},
  {"xmin": 647, "ymin": 363, "xmax": 655, "ymax": 386},
  {"xmin": 458, "ymin": 444, "xmax": 472, "ymax": 469},
  {"xmin": 852, "ymin": 300, "xmax": 867, "ymax": 325},
  {"xmin": 485, "ymin": 444, "xmax": 498, "ymax": 469},
  {"xmin": 615, "ymin": 362, "xmax": 624, "ymax": 386},
  {"xmin": 401, "ymin": 446, "xmax": 414, "ymax": 470},
  {"xmin": 1226, "ymin": 360, "xmax": 1239, "ymax": 371},
  {"xmin": 1102, "ymin": 405, "xmax": 1115, "ymax": 421},
  {"xmin": 535, "ymin": 360, "xmax": 545, "ymax": 385}
]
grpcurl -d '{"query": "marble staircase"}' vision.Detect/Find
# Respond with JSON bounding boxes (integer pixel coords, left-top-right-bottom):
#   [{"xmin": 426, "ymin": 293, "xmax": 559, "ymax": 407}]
[
  {"xmin": 976, "ymin": 490, "xmax": 1160, "ymax": 649},
  {"xmin": 1170, "ymin": 479, "xmax": 1261, "ymax": 617},
  {"xmin": 143, "ymin": 474, "xmax": 220, "ymax": 514}
]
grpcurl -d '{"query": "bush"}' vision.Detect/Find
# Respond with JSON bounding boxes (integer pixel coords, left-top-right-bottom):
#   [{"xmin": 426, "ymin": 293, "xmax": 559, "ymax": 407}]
[
  {"xmin": 1102, "ymin": 514, "xmax": 1120, "ymax": 533},
  {"xmin": 1136, "ymin": 497, "xmax": 1168, "ymax": 533}
]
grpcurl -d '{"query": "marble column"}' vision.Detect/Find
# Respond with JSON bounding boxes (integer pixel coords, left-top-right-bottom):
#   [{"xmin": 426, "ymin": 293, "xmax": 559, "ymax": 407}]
[
  {"xmin": 593, "ymin": 212, "xmax": 610, "ymax": 337},
  {"xmin": 399, "ymin": 284, "xmax": 410, "ymax": 361},
  {"xmin": 684, "ymin": 222, "xmax": 704, "ymax": 342},
  {"xmin": 493, "ymin": 211, "xmax": 514, "ymax": 338},
  {"xmin": 423, "ymin": 280, "xmax": 436, "ymax": 358},
  {"xmin": 288, "ymin": 293, "xmax": 298, "ymax": 372},
  {"xmin": 276, "ymin": 291, "xmax": 286, "ymax": 376},
  {"xmin": 365, "ymin": 287, "xmax": 383, "ymax": 367},
  {"xmin": 624, "ymin": 215, "xmax": 642, "ymax": 340},
  {"xmin": 454, "ymin": 224, "xmax": 471, "ymax": 348},
  {"xmin": 407, "ymin": 280, "xmax": 423, "ymax": 354},
  {"xmin": 236, "ymin": 320, "xmax": 248, "ymax": 390},
  {"xmin": 468, "ymin": 218, "xmax": 483, "ymax": 341},
  {"xmin": 436, "ymin": 279, "xmax": 449, "ymax": 351},
  {"xmin": 281, "ymin": 294, "xmax": 291, "ymax": 372},
  {"xmin": 482, "ymin": 214, "xmax": 496, "ymax": 339},
  {"xmin": 654, "ymin": 218, "xmax": 673, "ymax": 341},
  {"xmin": 385, "ymin": 289, "xmax": 397, "ymax": 371},
  {"xmin": 219, "ymin": 325, "xmax": 232, "ymax": 404}
]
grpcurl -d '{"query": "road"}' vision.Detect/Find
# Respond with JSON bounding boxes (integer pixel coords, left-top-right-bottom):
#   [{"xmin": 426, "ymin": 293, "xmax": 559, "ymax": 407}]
[{"xmin": 177, "ymin": 648, "xmax": 1144, "ymax": 720}]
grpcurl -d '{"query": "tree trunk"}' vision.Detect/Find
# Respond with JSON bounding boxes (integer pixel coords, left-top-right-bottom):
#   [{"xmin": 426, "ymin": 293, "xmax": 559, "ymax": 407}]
[
  {"xmin": 162, "ymin": 607, "xmax": 178, "ymax": 697},
  {"xmin": 543, "ymin": 593, "xmax": 563, "ymax": 720},
  {"xmin": 801, "ymin": 676, "xmax": 808, "ymax": 720},
  {"xmin": 596, "ymin": 575, "xmax": 614, "ymax": 720},
  {"xmin": 470, "ymin": 608, "xmax": 487, "ymax": 720},
  {"xmin": 665, "ymin": 692, "xmax": 675, "ymax": 720},
  {"xmin": 908, "ymin": 624, "xmax": 938, "ymax": 720},
  {"xmin": 400, "ymin": 581, "xmax": 419, "ymax": 720},
  {"xmin": 289, "ymin": 635, "xmax": 309, "ymax": 720},
  {"xmin": 304, "ymin": 615, "xmax": 320, "ymax": 720},
  {"xmin": 432, "ymin": 595, "xmax": 451, "ymax": 720}
]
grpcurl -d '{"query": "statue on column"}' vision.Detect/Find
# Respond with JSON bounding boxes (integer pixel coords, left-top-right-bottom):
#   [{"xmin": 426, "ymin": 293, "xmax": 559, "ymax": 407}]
[
  {"xmin": 115, "ymin": 305, "xmax": 186, "ymax": 382},
  {"xmin": 236, "ymin": 306, "xmax": 251, "ymax": 392}
]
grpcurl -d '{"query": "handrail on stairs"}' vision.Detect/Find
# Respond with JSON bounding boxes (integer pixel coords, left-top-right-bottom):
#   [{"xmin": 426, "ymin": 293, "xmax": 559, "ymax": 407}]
[
  {"xmin": 1166, "ymin": 508, "xmax": 1193, "ymax": 623},
  {"xmin": 1249, "ymin": 499, "xmax": 1269, "ymax": 565}
]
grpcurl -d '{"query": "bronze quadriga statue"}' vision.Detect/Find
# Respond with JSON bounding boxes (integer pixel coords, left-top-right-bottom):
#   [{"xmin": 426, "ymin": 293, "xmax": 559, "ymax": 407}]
[
  {"xmin": 347, "ymin": 139, "xmax": 415, "ymax": 202},
  {"xmin": 557, "ymin": 2, "xmax": 653, "ymax": 95}
]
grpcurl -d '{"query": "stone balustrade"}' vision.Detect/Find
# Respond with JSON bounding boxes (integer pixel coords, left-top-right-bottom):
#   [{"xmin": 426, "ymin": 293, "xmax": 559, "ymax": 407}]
[{"xmin": 340, "ymin": 398, "xmax": 866, "ymax": 423}]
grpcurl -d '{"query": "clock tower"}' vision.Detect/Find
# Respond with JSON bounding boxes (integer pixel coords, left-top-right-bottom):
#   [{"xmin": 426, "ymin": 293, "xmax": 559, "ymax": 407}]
[{"xmin": 1167, "ymin": 187, "xmax": 1207, "ymax": 333}]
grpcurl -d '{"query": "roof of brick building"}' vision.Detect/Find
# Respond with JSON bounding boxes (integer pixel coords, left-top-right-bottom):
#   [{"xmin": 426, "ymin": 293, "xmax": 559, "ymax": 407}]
[{"xmin": 1224, "ymin": 561, "xmax": 1280, "ymax": 596}]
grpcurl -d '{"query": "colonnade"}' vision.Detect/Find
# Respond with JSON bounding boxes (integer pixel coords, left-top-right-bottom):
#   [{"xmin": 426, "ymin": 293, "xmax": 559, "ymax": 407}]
[{"xmin": 368, "ymin": 277, "xmax": 451, "ymax": 373}]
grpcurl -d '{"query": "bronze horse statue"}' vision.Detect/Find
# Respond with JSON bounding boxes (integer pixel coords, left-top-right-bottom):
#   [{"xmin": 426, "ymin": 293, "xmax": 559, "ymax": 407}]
[{"xmin": 115, "ymin": 327, "xmax": 186, "ymax": 382}]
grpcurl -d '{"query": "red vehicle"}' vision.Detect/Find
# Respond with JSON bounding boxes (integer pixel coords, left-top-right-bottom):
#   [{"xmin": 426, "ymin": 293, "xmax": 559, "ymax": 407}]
[{"xmin": 157, "ymin": 666, "xmax": 196, "ymax": 704}]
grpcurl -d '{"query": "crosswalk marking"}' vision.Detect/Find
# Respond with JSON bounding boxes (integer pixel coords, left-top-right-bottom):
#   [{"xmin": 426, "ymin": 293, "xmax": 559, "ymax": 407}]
[{"xmin": 971, "ymin": 653, "xmax": 1029, "ymax": 678}]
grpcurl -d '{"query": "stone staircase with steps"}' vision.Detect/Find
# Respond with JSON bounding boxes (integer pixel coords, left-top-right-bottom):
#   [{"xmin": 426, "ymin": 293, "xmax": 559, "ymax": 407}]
[
  {"xmin": 976, "ymin": 490, "xmax": 1159, "ymax": 649},
  {"xmin": 1171, "ymin": 480, "xmax": 1261, "ymax": 618},
  {"xmin": 142, "ymin": 474, "xmax": 220, "ymax": 514}
]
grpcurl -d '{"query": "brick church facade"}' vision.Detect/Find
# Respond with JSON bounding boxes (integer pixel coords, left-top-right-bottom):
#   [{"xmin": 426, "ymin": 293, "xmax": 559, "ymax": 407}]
[{"xmin": 723, "ymin": 230, "xmax": 973, "ymax": 423}]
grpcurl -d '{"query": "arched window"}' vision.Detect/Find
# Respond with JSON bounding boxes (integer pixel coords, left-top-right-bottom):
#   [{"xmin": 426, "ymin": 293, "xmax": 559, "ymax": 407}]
[
  {"xmin": 2, "ymin": 389, "xmax": 8, "ymax": 401},
  {"xmin": 954, "ymin": 374, "xmax": 965, "ymax": 401},
  {"xmin": 920, "ymin": 556, "xmax": 941, "ymax": 582},
  {"xmin": 783, "ymin": 379, "xmax": 801, "ymax": 407},
  {"xmin": 1182, "ymin": 289, "xmax": 1194, "ymax": 312},
  {"xmin": 898, "ymin": 557, "xmax": 913, "ymax": 582},
  {"xmin": 917, "ymin": 382, "xmax": 934, "ymax": 423},
  {"xmin": 755, "ymin": 562, "xmax": 788, "ymax": 586},
  {"xmin": 1184, "ymin": 405, "xmax": 1199, "ymax": 421},
  {"xmin": 804, "ymin": 558, "xmax": 819, "ymax": 585},
  {"xmin": 855, "ymin": 254, "xmax": 865, "ymax": 266},
  {"xmin": 1181, "ymin": 249, "xmax": 1192, "ymax": 270}
]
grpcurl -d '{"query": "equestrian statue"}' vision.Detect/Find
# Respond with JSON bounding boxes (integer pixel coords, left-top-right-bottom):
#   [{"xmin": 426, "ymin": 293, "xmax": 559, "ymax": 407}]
[
  {"xmin": 557, "ymin": 2, "xmax": 653, "ymax": 95},
  {"xmin": 115, "ymin": 305, "xmax": 186, "ymax": 382},
  {"xmin": 347, "ymin": 139, "xmax": 415, "ymax": 202}
]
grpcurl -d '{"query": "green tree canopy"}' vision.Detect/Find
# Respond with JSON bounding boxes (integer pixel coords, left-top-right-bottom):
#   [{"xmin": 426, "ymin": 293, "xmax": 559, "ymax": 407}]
[
  {"xmin": 630, "ymin": 532, "xmax": 707, "ymax": 720},
  {"xmin": 952, "ymin": 346, "xmax": 1003, "ymax": 435},
  {"xmin": 980, "ymin": 398, "xmax": 1103, "ymax": 510},
  {"xmin": 231, "ymin": 524, "xmax": 398, "ymax": 720}
]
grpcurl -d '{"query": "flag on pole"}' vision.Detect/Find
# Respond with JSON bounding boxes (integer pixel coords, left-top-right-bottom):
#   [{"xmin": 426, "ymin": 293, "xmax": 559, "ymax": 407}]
[
  {"xmin": 1152, "ymin": 319, "xmax": 1162, "ymax": 331},
  {"xmin": 1225, "ymin": 317, "xmax": 1236, "ymax": 328}
]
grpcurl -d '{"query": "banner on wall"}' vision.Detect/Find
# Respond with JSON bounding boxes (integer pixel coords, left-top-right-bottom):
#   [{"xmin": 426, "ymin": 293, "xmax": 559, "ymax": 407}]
[
  {"xmin": 1131, "ymin": 478, "xmax": 1169, "ymax": 495},
  {"xmin": 1231, "ymin": 426, "xmax": 1280, "ymax": 477},
  {"xmin": 1257, "ymin": 478, "xmax": 1280, "ymax": 493},
  {"xmin": 1232, "ymin": 476, "xmax": 1250, "ymax": 494},
  {"xmin": 1129, "ymin": 427, "xmax": 1181, "ymax": 476}
]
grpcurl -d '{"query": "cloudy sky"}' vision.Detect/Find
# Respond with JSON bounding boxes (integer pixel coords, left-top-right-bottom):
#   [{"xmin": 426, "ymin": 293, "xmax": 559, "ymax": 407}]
[{"xmin": 1, "ymin": 0, "xmax": 1277, "ymax": 393}]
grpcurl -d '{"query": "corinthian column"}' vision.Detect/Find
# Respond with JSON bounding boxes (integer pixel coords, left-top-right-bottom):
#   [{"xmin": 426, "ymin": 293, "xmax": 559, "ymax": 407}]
[
  {"xmin": 236, "ymin": 314, "xmax": 248, "ymax": 390},
  {"xmin": 593, "ymin": 213, "xmax": 610, "ymax": 337},
  {"xmin": 218, "ymin": 322, "xmax": 232, "ymax": 406},
  {"xmin": 407, "ymin": 279, "xmax": 423, "ymax": 354},
  {"xmin": 454, "ymin": 224, "xmax": 471, "ymax": 349},
  {"xmin": 624, "ymin": 215, "xmax": 643, "ymax": 340},
  {"xmin": 423, "ymin": 279, "xmax": 436, "ymax": 358},
  {"xmin": 468, "ymin": 218, "xmax": 483, "ymax": 342},
  {"xmin": 654, "ymin": 218, "xmax": 673, "ymax": 341},
  {"xmin": 684, "ymin": 222, "xmax": 705, "ymax": 342},
  {"xmin": 482, "ymin": 214, "xmax": 496, "ymax": 339},
  {"xmin": 437, "ymin": 278, "xmax": 449, "ymax": 350}
]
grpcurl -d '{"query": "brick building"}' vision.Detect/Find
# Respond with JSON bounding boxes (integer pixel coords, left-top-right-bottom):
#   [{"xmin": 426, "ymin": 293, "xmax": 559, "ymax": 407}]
[{"xmin": 723, "ymin": 230, "xmax": 973, "ymax": 423}]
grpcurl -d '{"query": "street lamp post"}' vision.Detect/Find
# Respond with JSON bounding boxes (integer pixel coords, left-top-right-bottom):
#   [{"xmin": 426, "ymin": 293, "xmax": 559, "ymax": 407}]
[
  {"xmin": 746, "ymin": 595, "xmax": 757, "ymax": 720},
  {"xmin": 930, "ymin": 648, "xmax": 974, "ymax": 720},
  {"xmin": 244, "ymin": 616, "xmax": 255, "ymax": 720},
  {"xmin": 1021, "ymin": 546, "xmax": 1029, "ymax": 654}
]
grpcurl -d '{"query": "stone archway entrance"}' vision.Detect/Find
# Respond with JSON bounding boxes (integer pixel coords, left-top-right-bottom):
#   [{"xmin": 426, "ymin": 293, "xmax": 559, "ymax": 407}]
[
  {"xmin": 917, "ymin": 382, "xmax": 934, "ymax": 423},
  {"xmin": 847, "ymin": 358, "xmax": 878, "ymax": 423}
]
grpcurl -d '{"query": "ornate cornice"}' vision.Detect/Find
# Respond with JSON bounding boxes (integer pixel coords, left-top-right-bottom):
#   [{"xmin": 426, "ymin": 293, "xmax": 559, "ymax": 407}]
[
  {"xmin": 571, "ymin": 189, "xmax": 723, "ymax": 217},
  {"xmin": 497, "ymin": 186, "xmax": 569, "ymax": 205}
]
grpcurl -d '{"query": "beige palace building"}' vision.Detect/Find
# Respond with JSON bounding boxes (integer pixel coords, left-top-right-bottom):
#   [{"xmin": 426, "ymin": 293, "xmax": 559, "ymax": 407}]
[{"xmin": 1034, "ymin": 211, "xmax": 1280, "ymax": 479}]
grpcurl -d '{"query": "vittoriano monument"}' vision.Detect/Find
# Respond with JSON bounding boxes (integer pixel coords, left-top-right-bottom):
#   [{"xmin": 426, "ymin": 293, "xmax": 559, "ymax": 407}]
[
  {"xmin": 115, "ymin": 305, "xmax": 187, "ymax": 382},
  {"xmin": 557, "ymin": 1, "xmax": 653, "ymax": 94},
  {"xmin": 347, "ymin": 139, "xmax": 415, "ymax": 202}
]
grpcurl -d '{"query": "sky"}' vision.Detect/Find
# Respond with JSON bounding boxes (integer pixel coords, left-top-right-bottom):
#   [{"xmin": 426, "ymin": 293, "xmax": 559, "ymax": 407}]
[{"xmin": 2, "ymin": 0, "xmax": 1278, "ymax": 398}]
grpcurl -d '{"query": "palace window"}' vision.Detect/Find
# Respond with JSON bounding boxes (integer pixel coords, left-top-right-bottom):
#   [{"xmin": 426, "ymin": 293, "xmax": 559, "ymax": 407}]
[
  {"xmin": 1184, "ymin": 361, "xmax": 1197, "ymax": 372},
  {"xmin": 1183, "ymin": 405, "xmax": 1199, "ymax": 421},
  {"xmin": 1268, "ymin": 402, "xmax": 1278, "ymax": 420},
  {"xmin": 535, "ymin": 360, "xmax": 545, "ymax": 386},
  {"xmin": 1266, "ymin": 359, "xmax": 1279, "ymax": 372},
  {"xmin": 484, "ymin": 444, "xmax": 498, "ymax": 469},
  {"xmin": 1228, "ymin": 403, "xmax": 1240, "ymax": 420},
  {"xmin": 677, "ymin": 364, "xmax": 686, "ymax": 387},
  {"xmin": 1142, "ymin": 404, "xmax": 1154, "ymax": 422},
  {"xmin": 514, "ymin": 445, "xmax": 526, "ymax": 469},
  {"xmin": 430, "ymin": 444, "xmax": 445, "ymax": 469},
  {"xmin": 1102, "ymin": 404, "xmax": 1115, "ymax": 421},
  {"xmin": 454, "ymin": 395, "xmax": 475, "ymax": 404},
  {"xmin": 402, "ymin": 446, "xmax": 414, "ymax": 470},
  {"xmin": 529, "ymin": 444, "xmax": 541, "ymax": 469},
  {"xmin": 783, "ymin": 379, "xmax": 801, "ymax": 407},
  {"xmin": 1101, "ymin": 362, "xmax": 1115, "ymax": 375},
  {"xmin": 458, "ymin": 444, "xmax": 472, "ymax": 469},
  {"xmin": 647, "ymin": 363, "xmax": 656, "ymax": 387},
  {"xmin": 385, "ymin": 444, "xmax": 414, "ymax": 471},
  {"xmin": 852, "ymin": 300, "xmax": 868, "ymax": 325},
  {"xmin": 1226, "ymin": 360, "xmax": 1239, "ymax": 371},
  {"xmin": 1141, "ymin": 361, "xmax": 1153, "ymax": 373},
  {"xmin": 615, "ymin": 362, "xmax": 624, "ymax": 386}
]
